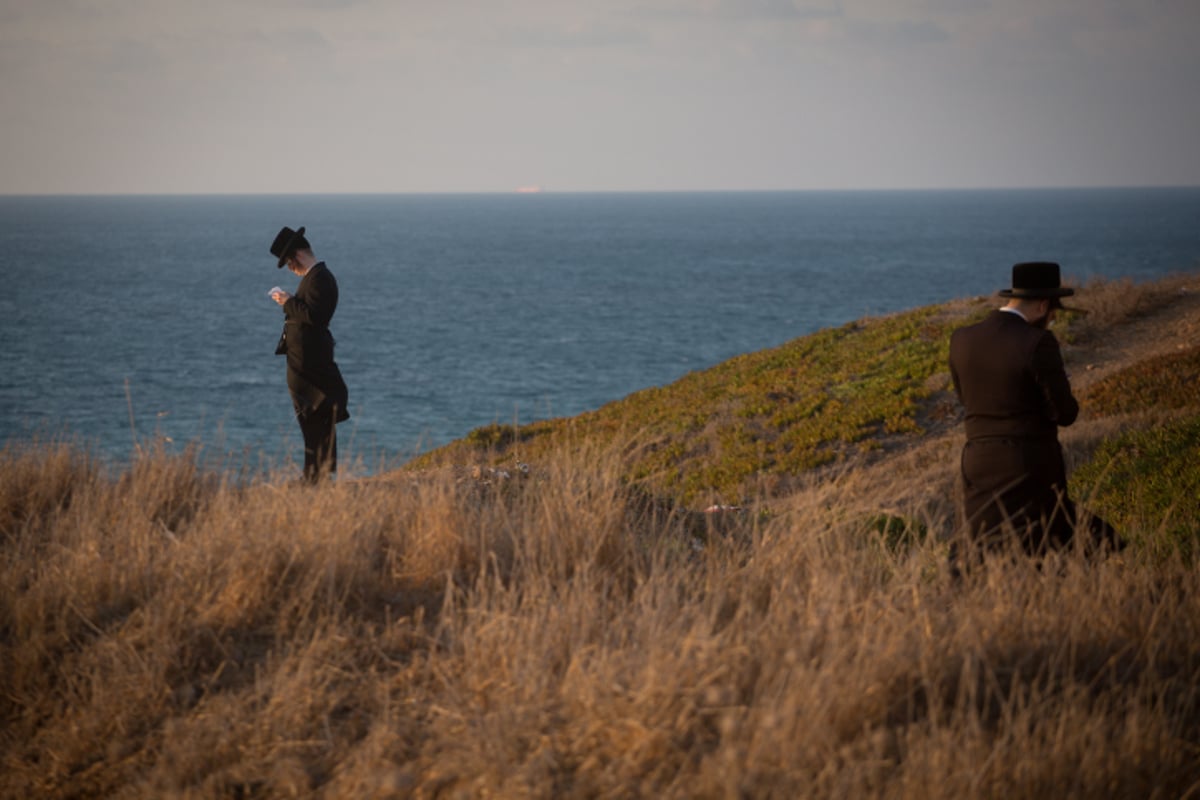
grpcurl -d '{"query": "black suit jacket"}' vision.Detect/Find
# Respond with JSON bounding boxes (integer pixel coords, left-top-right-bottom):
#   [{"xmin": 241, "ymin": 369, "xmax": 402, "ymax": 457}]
[
  {"xmin": 949, "ymin": 309, "xmax": 1077, "ymax": 441},
  {"xmin": 948, "ymin": 309, "xmax": 1079, "ymax": 542},
  {"xmin": 275, "ymin": 262, "xmax": 349, "ymax": 421}
]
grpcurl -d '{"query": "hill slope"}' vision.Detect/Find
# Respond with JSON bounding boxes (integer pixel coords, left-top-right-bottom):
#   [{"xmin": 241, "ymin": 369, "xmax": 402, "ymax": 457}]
[{"xmin": 410, "ymin": 272, "xmax": 1200, "ymax": 530}]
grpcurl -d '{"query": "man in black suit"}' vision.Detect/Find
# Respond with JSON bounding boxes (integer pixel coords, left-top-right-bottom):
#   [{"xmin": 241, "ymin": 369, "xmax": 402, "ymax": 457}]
[
  {"xmin": 948, "ymin": 262, "xmax": 1118, "ymax": 561},
  {"xmin": 269, "ymin": 226, "xmax": 350, "ymax": 483}
]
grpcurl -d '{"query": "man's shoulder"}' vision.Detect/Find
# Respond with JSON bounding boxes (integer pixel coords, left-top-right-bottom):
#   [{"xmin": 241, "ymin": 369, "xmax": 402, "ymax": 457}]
[
  {"xmin": 953, "ymin": 310, "xmax": 1003, "ymax": 339},
  {"xmin": 994, "ymin": 313, "xmax": 1061, "ymax": 355},
  {"xmin": 304, "ymin": 262, "xmax": 336, "ymax": 285},
  {"xmin": 952, "ymin": 310, "xmax": 1049, "ymax": 359}
]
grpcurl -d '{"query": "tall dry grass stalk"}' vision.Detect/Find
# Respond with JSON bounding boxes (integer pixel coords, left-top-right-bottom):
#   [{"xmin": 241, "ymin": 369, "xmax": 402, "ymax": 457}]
[{"xmin": 2, "ymin": 438, "xmax": 1198, "ymax": 798}]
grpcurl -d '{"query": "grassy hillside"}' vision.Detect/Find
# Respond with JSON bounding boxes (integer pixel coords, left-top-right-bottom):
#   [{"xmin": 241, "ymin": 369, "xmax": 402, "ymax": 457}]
[
  {"xmin": 1070, "ymin": 342, "xmax": 1200, "ymax": 551},
  {"xmin": 3, "ymin": 272, "xmax": 1199, "ymax": 798},
  {"xmin": 411, "ymin": 301, "xmax": 991, "ymax": 506},
  {"xmin": 413, "ymin": 273, "xmax": 1200, "ymax": 518}
]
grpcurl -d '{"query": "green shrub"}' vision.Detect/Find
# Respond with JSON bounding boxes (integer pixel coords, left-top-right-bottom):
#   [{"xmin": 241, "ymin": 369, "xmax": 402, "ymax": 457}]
[{"xmin": 866, "ymin": 512, "xmax": 929, "ymax": 552}]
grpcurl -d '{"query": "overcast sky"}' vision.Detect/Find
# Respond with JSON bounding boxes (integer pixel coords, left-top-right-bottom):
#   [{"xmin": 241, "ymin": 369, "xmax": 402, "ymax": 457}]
[{"xmin": 1, "ymin": 0, "xmax": 1198, "ymax": 194}]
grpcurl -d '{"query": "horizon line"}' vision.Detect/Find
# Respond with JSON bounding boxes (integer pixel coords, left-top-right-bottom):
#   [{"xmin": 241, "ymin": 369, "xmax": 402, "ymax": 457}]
[{"xmin": 3, "ymin": 183, "xmax": 1200, "ymax": 199}]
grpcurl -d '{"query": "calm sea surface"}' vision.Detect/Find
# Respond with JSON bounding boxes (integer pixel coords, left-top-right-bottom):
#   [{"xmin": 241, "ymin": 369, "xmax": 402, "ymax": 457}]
[{"xmin": 3, "ymin": 189, "xmax": 1198, "ymax": 472}]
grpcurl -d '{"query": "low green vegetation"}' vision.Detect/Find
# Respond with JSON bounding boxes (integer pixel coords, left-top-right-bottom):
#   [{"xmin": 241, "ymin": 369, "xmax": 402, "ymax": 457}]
[
  {"xmin": 414, "ymin": 302, "xmax": 990, "ymax": 506},
  {"xmin": 1071, "ymin": 413, "xmax": 1200, "ymax": 554},
  {"xmin": 1072, "ymin": 344, "xmax": 1200, "ymax": 552},
  {"xmin": 1084, "ymin": 345, "xmax": 1200, "ymax": 417}
]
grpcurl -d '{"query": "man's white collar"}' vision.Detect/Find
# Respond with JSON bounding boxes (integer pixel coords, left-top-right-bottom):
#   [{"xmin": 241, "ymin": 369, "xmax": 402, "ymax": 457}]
[{"xmin": 1000, "ymin": 306, "xmax": 1028, "ymax": 322}]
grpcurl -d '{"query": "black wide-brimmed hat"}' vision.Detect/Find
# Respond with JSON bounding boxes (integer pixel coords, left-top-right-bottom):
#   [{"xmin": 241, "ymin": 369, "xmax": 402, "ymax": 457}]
[
  {"xmin": 270, "ymin": 225, "xmax": 307, "ymax": 268},
  {"xmin": 998, "ymin": 262, "xmax": 1075, "ymax": 306}
]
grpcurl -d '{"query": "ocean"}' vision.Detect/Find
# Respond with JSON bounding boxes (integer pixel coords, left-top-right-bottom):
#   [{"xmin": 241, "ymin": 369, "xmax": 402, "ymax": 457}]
[{"xmin": 3, "ymin": 189, "xmax": 1199, "ymax": 473}]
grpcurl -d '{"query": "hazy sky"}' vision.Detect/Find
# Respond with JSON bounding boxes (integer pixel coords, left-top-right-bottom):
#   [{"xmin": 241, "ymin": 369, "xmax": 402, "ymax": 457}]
[{"xmin": 2, "ymin": 0, "xmax": 1198, "ymax": 194}]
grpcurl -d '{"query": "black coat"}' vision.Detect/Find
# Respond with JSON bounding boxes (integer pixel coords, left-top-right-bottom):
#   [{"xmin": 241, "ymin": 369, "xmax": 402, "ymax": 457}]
[
  {"xmin": 948, "ymin": 310, "xmax": 1078, "ymax": 546},
  {"xmin": 274, "ymin": 262, "xmax": 349, "ymax": 421}
]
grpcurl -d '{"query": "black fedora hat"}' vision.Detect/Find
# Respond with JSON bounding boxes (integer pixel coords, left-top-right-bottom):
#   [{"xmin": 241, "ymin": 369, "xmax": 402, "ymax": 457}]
[
  {"xmin": 998, "ymin": 262, "xmax": 1076, "ymax": 306},
  {"xmin": 270, "ymin": 225, "xmax": 307, "ymax": 268}
]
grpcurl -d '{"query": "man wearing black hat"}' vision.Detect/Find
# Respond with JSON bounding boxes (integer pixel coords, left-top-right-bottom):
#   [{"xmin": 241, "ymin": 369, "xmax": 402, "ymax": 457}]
[
  {"xmin": 948, "ymin": 262, "xmax": 1118, "ymax": 561},
  {"xmin": 269, "ymin": 226, "xmax": 350, "ymax": 483}
]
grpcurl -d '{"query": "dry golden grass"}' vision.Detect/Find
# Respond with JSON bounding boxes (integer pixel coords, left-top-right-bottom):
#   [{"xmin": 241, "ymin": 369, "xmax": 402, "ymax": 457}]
[{"xmin": 3, "ymin": 434, "xmax": 1198, "ymax": 799}]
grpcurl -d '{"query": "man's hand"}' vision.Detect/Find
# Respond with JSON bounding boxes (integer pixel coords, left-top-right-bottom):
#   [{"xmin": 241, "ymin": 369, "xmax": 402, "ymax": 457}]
[{"xmin": 270, "ymin": 289, "xmax": 291, "ymax": 306}]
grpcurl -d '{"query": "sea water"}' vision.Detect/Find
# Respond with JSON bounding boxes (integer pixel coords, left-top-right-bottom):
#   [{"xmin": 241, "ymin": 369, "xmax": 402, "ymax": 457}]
[{"xmin": 2, "ymin": 189, "xmax": 1198, "ymax": 471}]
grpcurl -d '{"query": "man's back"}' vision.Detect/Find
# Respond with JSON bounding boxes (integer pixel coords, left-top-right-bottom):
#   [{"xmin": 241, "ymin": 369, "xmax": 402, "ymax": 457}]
[{"xmin": 949, "ymin": 310, "xmax": 1078, "ymax": 441}]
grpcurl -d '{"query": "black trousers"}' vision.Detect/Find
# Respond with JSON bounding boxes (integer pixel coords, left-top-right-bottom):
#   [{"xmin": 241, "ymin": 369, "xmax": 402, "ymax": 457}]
[
  {"xmin": 952, "ymin": 437, "xmax": 1120, "ymax": 571},
  {"xmin": 961, "ymin": 436, "xmax": 1073, "ymax": 551},
  {"xmin": 297, "ymin": 403, "xmax": 339, "ymax": 482}
]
